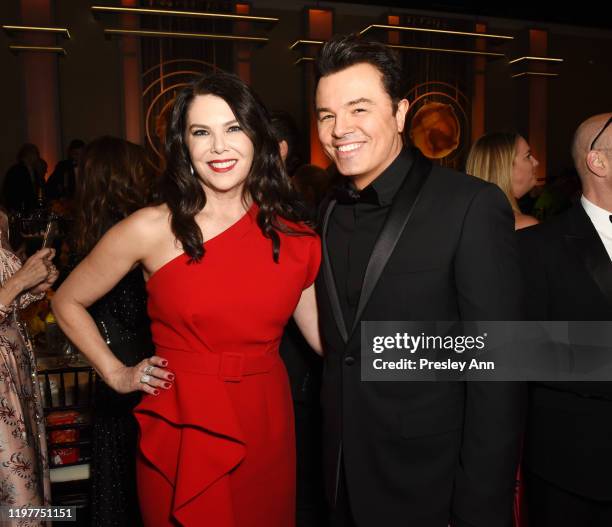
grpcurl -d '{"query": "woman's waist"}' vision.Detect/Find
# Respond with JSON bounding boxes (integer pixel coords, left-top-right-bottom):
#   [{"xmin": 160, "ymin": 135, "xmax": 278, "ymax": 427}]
[{"xmin": 154, "ymin": 344, "xmax": 280, "ymax": 381}]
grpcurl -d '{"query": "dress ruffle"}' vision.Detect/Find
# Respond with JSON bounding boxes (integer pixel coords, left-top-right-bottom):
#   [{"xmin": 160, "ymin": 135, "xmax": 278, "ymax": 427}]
[{"xmin": 134, "ymin": 356, "xmax": 247, "ymax": 526}]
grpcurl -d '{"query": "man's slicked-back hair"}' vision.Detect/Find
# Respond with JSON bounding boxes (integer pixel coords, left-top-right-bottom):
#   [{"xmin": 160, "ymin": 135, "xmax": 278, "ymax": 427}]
[{"xmin": 315, "ymin": 34, "xmax": 403, "ymax": 112}]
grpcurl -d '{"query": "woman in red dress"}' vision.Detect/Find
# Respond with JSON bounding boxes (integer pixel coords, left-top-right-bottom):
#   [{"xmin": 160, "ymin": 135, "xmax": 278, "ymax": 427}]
[{"xmin": 52, "ymin": 72, "xmax": 322, "ymax": 527}]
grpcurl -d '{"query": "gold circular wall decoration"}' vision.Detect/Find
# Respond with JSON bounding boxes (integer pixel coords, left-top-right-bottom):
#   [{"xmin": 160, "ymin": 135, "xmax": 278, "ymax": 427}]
[
  {"xmin": 409, "ymin": 102, "xmax": 460, "ymax": 159},
  {"xmin": 405, "ymin": 81, "xmax": 469, "ymax": 166},
  {"xmin": 143, "ymin": 59, "xmax": 219, "ymax": 167}
]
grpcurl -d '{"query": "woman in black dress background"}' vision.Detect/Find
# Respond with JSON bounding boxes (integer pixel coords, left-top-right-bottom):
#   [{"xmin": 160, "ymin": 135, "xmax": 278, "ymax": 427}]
[{"xmin": 71, "ymin": 136, "xmax": 156, "ymax": 526}]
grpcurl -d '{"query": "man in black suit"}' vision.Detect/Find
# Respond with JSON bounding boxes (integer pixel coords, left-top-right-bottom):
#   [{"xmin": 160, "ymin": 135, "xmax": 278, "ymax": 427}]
[
  {"xmin": 314, "ymin": 35, "xmax": 524, "ymax": 527},
  {"xmin": 45, "ymin": 139, "xmax": 84, "ymax": 201},
  {"xmin": 519, "ymin": 112, "xmax": 612, "ymax": 526}
]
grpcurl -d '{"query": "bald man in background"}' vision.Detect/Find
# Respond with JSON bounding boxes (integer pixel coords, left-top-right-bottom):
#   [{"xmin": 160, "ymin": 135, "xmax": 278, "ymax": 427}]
[{"xmin": 519, "ymin": 113, "xmax": 612, "ymax": 526}]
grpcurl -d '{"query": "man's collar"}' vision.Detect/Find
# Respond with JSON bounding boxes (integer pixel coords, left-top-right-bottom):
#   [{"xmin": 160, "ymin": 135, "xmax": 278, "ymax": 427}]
[
  {"xmin": 370, "ymin": 147, "xmax": 414, "ymax": 205},
  {"xmin": 338, "ymin": 147, "xmax": 414, "ymax": 206},
  {"xmin": 581, "ymin": 195, "xmax": 612, "ymax": 234}
]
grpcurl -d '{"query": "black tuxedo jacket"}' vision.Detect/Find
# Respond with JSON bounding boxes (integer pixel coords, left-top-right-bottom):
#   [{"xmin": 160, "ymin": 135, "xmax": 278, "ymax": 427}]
[
  {"xmin": 316, "ymin": 149, "xmax": 525, "ymax": 527},
  {"xmin": 45, "ymin": 159, "xmax": 76, "ymax": 201},
  {"xmin": 518, "ymin": 203, "xmax": 612, "ymax": 500}
]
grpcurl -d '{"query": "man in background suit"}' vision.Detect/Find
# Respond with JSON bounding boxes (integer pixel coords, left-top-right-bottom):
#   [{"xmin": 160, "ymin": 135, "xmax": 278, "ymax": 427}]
[
  {"xmin": 519, "ymin": 113, "xmax": 612, "ymax": 526},
  {"xmin": 314, "ymin": 34, "xmax": 524, "ymax": 527},
  {"xmin": 45, "ymin": 139, "xmax": 84, "ymax": 201}
]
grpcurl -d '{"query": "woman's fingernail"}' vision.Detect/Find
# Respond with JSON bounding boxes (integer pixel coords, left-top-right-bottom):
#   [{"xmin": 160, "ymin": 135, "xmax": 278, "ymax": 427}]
[
  {"xmin": 153, "ymin": 389, "xmax": 159, "ymax": 396},
  {"xmin": 163, "ymin": 382, "xmax": 171, "ymax": 389},
  {"xmin": 167, "ymin": 374, "xmax": 175, "ymax": 381},
  {"xmin": 161, "ymin": 360, "xmax": 168, "ymax": 366}
]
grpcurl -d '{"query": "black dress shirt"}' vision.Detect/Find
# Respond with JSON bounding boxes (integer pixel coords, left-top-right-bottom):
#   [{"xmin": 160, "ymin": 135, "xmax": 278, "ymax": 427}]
[{"xmin": 327, "ymin": 147, "xmax": 414, "ymax": 329}]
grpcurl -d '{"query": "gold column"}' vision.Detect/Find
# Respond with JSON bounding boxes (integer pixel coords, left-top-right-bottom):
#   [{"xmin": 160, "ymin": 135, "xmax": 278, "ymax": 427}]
[
  {"xmin": 528, "ymin": 29, "xmax": 548, "ymax": 184},
  {"xmin": 19, "ymin": 0, "xmax": 61, "ymax": 173},
  {"xmin": 235, "ymin": 3, "xmax": 252, "ymax": 85},
  {"xmin": 307, "ymin": 9, "xmax": 333, "ymax": 167}
]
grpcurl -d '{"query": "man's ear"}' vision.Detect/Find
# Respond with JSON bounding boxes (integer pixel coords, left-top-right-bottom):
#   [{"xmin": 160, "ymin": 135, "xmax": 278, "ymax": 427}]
[
  {"xmin": 279, "ymin": 140, "xmax": 289, "ymax": 163},
  {"xmin": 395, "ymin": 99, "xmax": 410, "ymax": 133},
  {"xmin": 587, "ymin": 150, "xmax": 607, "ymax": 175}
]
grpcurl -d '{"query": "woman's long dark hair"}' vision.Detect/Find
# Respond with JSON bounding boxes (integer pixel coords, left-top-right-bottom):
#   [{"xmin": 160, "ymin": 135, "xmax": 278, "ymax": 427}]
[
  {"xmin": 73, "ymin": 136, "xmax": 157, "ymax": 255},
  {"xmin": 161, "ymin": 71, "xmax": 312, "ymax": 263}
]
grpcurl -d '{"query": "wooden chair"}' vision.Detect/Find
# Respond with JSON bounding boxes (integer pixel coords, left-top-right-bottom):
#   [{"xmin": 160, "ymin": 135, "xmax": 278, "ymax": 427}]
[{"xmin": 38, "ymin": 365, "xmax": 96, "ymax": 520}]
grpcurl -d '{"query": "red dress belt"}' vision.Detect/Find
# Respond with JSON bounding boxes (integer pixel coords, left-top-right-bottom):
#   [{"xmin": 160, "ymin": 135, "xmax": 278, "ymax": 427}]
[{"xmin": 155, "ymin": 346, "xmax": 277, "ymax": 383}]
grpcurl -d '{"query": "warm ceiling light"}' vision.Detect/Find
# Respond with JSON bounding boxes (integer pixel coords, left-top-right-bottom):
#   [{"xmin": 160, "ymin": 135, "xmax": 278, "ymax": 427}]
[
  {"xmin": 104, "ymin": 28, "xmax": 268, "ymax": 43},
  {"xmin": 294, "ymin": 57, "xmax": 315, "ymax": 65},
  {"xmin": 289, "ymin": 39, "xmax": 504, "ymax": 58},
  {"xmin": 508, "ymin": 56, "xmax": 564, "ymax": 64},
  {"xmin": 388, "ymin": 44, "xmax": 505, "ymax": 58},
  {"xmin": 511, "ymin": 72, "xmax": 559, "ymax": 78},
  {"xmin": 91, "ymin": 5, "xmax": 278, "ymax": 24},
  {"xmin": 289, "ymin": 39, "xmax": 323, "ymax": 50},
  {"xmin": 360, "ymin": 24, "xmax": 513, "ymax": 40},
  {"xmin": 9, "ymin": 44, "xmax": 66, "ymax": 55},
  {"xmin": 2, "ymin": 25, "xmax": 71, "ymax": 39}
]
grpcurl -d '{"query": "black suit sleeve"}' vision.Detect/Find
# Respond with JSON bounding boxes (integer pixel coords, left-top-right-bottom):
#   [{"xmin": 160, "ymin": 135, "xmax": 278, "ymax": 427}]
[
  {"xmin": 517, "ymin": 228, "xmax": 549, "ymax": 320},
  {"xmin": 45, "ymin": 161, "xmax": 67, "ymax": 200},
  {"xmin": 451, "ymin": 184, "xmax": 525, "ymax": 527}
]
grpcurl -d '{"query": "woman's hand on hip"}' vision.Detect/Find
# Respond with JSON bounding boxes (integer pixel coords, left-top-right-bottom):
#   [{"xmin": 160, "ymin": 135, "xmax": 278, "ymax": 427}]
[{"xmin": 106, "ymin": 355, "xmax": 174, "ymax": 395}]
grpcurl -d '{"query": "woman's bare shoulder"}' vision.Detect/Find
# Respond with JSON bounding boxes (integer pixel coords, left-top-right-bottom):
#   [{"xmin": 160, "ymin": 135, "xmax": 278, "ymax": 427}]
[
  {"xmin": 99, "ymin": 205, "xmax": 172, "ymax": 250},
  {"xmin": 129, "ymin": 204, "xmax": 170, "ymax": 223},
  {"xmin": 122, "ymin": 204, "xmax": 170, "ymax": 232}
]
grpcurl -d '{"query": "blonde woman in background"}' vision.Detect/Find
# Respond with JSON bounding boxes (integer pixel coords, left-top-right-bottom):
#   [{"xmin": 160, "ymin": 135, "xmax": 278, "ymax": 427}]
[{"xmin": 466, "ymin": 132, "xmax": 540, "ymax": 230}]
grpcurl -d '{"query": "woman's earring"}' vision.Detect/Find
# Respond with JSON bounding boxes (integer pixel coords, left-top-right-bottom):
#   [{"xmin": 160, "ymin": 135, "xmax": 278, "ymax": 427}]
[{"xmin": 190, "ymin": 164, "xmax": 195, "ymax": 176}]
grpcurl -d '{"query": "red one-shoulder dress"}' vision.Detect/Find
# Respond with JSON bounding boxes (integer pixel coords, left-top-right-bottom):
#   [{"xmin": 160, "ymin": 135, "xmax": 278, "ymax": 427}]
[{"xmin": 134, "ymin": 204, "xmax": 320, "ymax": 527}]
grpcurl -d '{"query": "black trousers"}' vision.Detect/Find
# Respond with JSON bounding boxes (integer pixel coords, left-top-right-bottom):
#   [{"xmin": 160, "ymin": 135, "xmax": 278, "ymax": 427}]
[
  {"xmin": 526, "ymin": 470, "xmax": 612, "ymax": 527},
  {"xmin": 329, "ymin": 459, "xmax": 358, "ymax": 527},
  {"xmin": 295, "ymin": 400, "xmax": 327, "ymax": 527},
  {"xmin": 279, "ymin": 323, "xmax": 327, "ymax": 527}
]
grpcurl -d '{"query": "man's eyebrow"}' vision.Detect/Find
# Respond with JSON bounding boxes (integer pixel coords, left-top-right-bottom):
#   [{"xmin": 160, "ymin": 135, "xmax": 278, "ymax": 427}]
[
  {"xmin": 315, "ymin": 98, "xmax": 374, "ymax": 114},
  {"xmin": 346, "ymin": 97, "xmax": 374, "ymax": 106}
]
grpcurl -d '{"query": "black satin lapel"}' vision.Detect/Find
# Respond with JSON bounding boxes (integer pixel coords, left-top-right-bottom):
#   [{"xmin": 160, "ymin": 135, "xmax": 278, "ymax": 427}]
[
  {"xmin": 322, "ymin": 199, "xmax": 349, "ymax": 343},
  {"xmin": 349, "ymin": 151, "xmax": 432, "ymax": 337},
  {"xmin": 565, "ymin": 205, "xmax": 612, "ymax": 307}
]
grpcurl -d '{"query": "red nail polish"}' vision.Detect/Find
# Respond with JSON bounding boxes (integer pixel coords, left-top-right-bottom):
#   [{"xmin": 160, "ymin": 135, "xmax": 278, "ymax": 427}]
[
  {"xmin": 153, "ymin": 389, "xmax": 159, "ymax": 395},
  {"xmin": 161, "ymin": 360, "xmax": 168, "ymax": 366},
  {"xmin": 163, "ymin": 382, "xmax": 170, "ymax": 389},
  {"xmin": 167, "ymin": 374, "xmax": 175, "ymax": 381}
]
